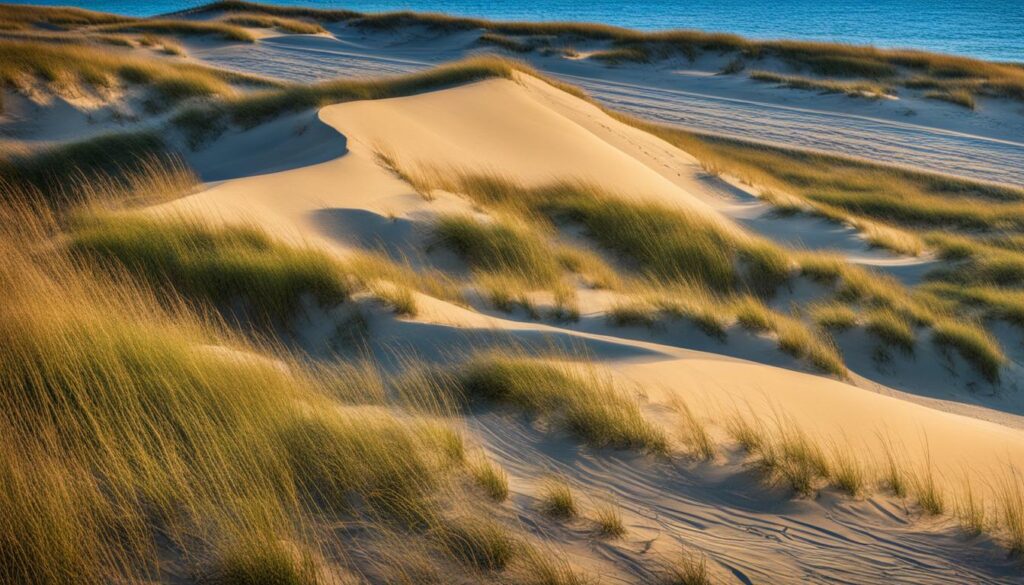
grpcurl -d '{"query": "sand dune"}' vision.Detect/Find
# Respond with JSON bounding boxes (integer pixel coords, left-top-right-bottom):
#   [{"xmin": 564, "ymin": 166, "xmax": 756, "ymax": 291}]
[
  {"xmin": 6, "ymin": 8, "xmax": 1024, "ymax": 582},
  {"xmin": 154, "ymin": 69, "xmax": 1024, "ymax": 476},
  {"xmin": 189, "ymin": 27, "xmax": 1024, "ymax": 186}
]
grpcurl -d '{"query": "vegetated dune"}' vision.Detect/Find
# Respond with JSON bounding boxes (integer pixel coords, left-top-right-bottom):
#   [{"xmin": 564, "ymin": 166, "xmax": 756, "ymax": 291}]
[
  {"xmin": 155, "ymin": 71, "xmax": 1024, "ymax": 477},
  {"xmin": 6, "ymin": 7, "xmax": 1024, "ymax": 582},
  {"xmin": 129, "ymin": 68, "xmax": 1024, "ymax": 581}
]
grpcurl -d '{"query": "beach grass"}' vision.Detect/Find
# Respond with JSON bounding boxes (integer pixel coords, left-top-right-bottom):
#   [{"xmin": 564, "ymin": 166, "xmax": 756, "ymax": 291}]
[{"xmin": 749, "ymin": 70, "xmax": 893, "ymax": 98}]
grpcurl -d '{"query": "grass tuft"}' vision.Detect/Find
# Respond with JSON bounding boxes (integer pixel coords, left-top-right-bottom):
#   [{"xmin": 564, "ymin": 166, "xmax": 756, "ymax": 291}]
[
  {"xmin": 468, "ymin": 454, "xmax": 510, "ymax": 502},
  {"xmin": 539, "ymin": 478, "xmax": 577, "ymax": 519},
  {"xmin": 457, "ymin": 351, "xmax": 668, "ymax": 452}
]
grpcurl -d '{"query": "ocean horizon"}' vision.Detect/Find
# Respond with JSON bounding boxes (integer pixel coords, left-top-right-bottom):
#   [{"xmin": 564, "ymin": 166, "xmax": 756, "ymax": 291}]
[{"xmin": 8, "ymin": 0, "xmax": 1024, "ymax": 62}]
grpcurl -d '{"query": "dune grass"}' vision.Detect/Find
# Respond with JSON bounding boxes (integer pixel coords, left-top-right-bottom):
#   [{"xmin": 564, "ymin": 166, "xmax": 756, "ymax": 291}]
[
  {"xmin": 659, "ymin": 549, "xmax": 712, "ymax": 585},
  {"xmin": 590, "ymin": 47, "xmax": 650, "ymax": 65},
  {"xmin": 434, "ymin": 213, "xmax": 562, "ymax": 286},
  {"xmin": 457, "ymin": 351, "xmax": 668, "ymax": 452},
  {"xmin": 539, "ymin": 478, "xmax": 578, "ymax": 519},
  {"xmin": 479, "ymin": 32, "xmax": 534, "ymax": 53},
  {"xmin": 69, "ymin": 212, "xmax": 350, "ymax": 324},
  {"xmin": 0, "ymin": 37, "xmax": 276, "ymax": 112},
  {"xmin": 95, "ymin": 19, "xmax": 256, "ymax": 42},
  {"xmin": 593, "ymin": 500, "xmax": 626, "ymax": 537},
  {"xmin": 0, "ymin": 134, "xmax": 190, "ymax": 207},
  {"xmin": 931, "ymin": 319, "xmax": 1004, "ymax": 383},
  {"xmin": 0, "ymin": 192, "xmax": 625, "ymax": 583},
  {"xmin": 865, "ymin": 308, "xmax": 916, "ymax": 353},
  {"xmin": 220, "ymin": 13, "xmax": 325, "ymax": 34},
  {"xmin": 810, "ymin": 302, "xmax": 858, "ymax": 331},
  {"xmin": 0, "ymin": 4, "xmax": 131, "ymax": 27},
  {"xmin": 404, "ymin": 170, "xmax": 794, "ymax": 296},
  {"xmin": 176, "ymin": 1, "xmax": 1024, "ymax": 104},
  {"xmin": 673, "ymin": 398, "xmax": 716, "ymax": 461},
  {"xmin": 468, "ymin": 454, "xmax": 510, "ymax": 502},
  {"xmin": 749, "ymin": 70, "xmax": 892, "ymax": 98},
  {"xmin": 925, "ymin": 88, "xmax": 977, "ymax": 110},
  {"xmin": 0, "ymin": 208, "xmax": 469, "ymax": 582},
  {"xmin": 623, "ymin": 120, "xmax": 1024, "ymax": 238}
]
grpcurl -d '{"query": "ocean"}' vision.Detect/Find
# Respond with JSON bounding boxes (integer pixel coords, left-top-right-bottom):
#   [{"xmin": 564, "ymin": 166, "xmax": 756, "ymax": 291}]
[{"xmin": 8, "ymin": 0, "xmax": 1024, "ymax": 62}]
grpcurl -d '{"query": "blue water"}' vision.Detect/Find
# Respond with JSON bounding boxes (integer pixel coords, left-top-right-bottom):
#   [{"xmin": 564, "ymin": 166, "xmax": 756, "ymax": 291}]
[{"xmin": 9, "ymin": 0, "xmax": 1024, "ymax": 62}]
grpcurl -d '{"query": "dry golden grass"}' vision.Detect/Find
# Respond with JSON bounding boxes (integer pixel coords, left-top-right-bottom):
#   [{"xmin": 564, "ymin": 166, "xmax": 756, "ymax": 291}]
[
  {"xmin": 749, "ymin": 70, "xmax": 893, "ymax": 98},
  {"xmin": 0, "ymin": 37, "xmax": 277, "ymax": 112},
  {"xmin": 457, "ymin": 349, "xmax": 669, "ymax": 452},
  {"xmin": 220, "ymin": 12, "xmax": 326, "ymax": 34}
]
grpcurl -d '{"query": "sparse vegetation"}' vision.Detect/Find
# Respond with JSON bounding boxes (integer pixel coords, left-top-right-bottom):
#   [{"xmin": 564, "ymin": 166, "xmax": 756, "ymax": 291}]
[
  {"xmin": 593, "ymin": 500, "xmax": 626, "ymax": 537},
  {"xmin": 659, "ymin": 549, "xmax": 712, "ymax": 585},
  {"xmin": 750, "ymin": 70, "xmax": 892, "ymax": 98},
  {"xmin": 539, "ymin": 478, "xmax": 577, "ymax": 519},
  {"xmin": 469, "ymin": 454, "xmax": 510, "ymax": 502},
  {"xmin": 220, "ymin": 13, "xmax": 326, "ymax": 34},
  {"xmin": 479, "ymin": 32, "xmax": 534, "ymax": 53},
  {"xmin": 96, "ymin": 19, "xmax": 256, "ymax": 42},
  {"xmin": 931, "ymin": 319, "xmax": 1004, "ymax": 383},
  {"xmin": 924, "ymin": 89, "xmax": 977, "ymax": 110},
  {"xmin": 0, "ymin": 38, "xmax": 276, "ymax": 111}
]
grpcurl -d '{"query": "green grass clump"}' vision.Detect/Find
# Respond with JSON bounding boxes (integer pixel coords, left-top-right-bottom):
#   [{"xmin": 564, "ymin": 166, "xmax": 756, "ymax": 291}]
[
  {"xmin": 924, "ymin": 282, "xmax": 1024, "ymax": 326},
  {"xmin": 97, "ymin": 19, "xmax": 255, "ymax": 42},
  {"xmin": 457, "ymin": 352, "xmax": 668, "ymax": 452},
  {"xmin": 479, "ymin": 32, "xmax": 533, "ymax": 53},
  {"xmin": 810, "ymin": 302, "xmax": 858, "ymax": 330},
  {"xmin": 925, "ymin": 89, "xmax": 977, "ymax": 109},
  {"xmin": 749, "ymin": 70, "xmax": 892, "ymax": 98},
  {"xmin": 0, "ymin": 133, "xmax": 188, "ymax": 207},
  {"xmin": 468, "ymin": 454, "xmax": 510, "ymax": 502},
  {"xmin": 434, "ymin": 516, "xmax": 519, "ymax": 571},
  {"xmin": 606, "ymin": 300, "xmax": 659, "ymax": 328},
  {"xmin": 434, "ymin": 214, "xmax": 562, "ymax": 285},
  {"xmin": 931, "ymin": 319, "xmax": 1004, "ymax": 383},
  {"xmin": 593, "ymin": 501, "xmax": 626, "ymax": 537},
  {"xmin": 659, "ymin": 550, "xmax": 712, "ymax": 585},
  {"xmin": 280, "ymin": 412, "xmax": 461, "ymax": 519},
  {"xmin": 208, "ymin": 537, "xmax": 317, "ymax": 585},
  {"xmin": 221, "ymin": 13, "xmax": 325, "ymax": 34},
  {"xmin": 539, "ymin": 478, "xmax": 577, "ymax": 519},
  {"xmin": 0, "ymin": 38, "xmax": 274, "ymax": 112},
  {"xmin": 69, "ymin": 213, "xmax": 350, "ymax": 323},
  {"xmin": 865, "ymin": 308, "xmax": 916, "ymax": 352},
  {"xmin": 590, "ymin": 47, "xmax": 650, "ymax": 64}
]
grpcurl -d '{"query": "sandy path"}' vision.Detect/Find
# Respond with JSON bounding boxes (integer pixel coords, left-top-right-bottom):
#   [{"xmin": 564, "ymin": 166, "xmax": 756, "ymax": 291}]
[{"xmin": 192, "ymin": 34, "xmax": 1024, "ymax": 186}]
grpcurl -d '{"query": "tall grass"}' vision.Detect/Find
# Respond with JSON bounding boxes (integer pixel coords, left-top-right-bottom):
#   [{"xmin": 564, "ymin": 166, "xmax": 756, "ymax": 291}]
[
  {"xmin": 95, "ymin": 19, "xmax": 256, "ymax": 42},
  {"xmin": 69, "ymin": 212, "xmax": 351, "ymax": 325},
  {"xmin": 0, "ymin": 38, "xmax": 276, "ymax": 109},
  {"xmin": 457, "ymin": 350, "xmax": 668, "ymax": 452},
  {"xmin": 749, "ymin": 70, "xmax": 892, "ymax": 98},
  {"xmin": 220, "ymin": 13, "xmax": 325, "ymax": 34},
  {"xmin": 1, "ymin": 138, "xmax": 192, "ymax": 208}
]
